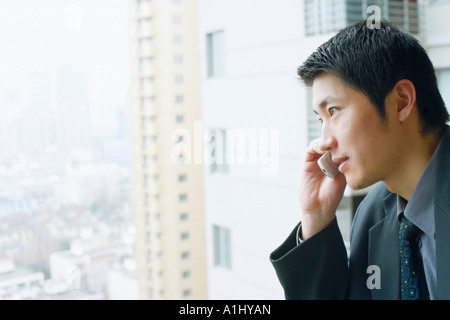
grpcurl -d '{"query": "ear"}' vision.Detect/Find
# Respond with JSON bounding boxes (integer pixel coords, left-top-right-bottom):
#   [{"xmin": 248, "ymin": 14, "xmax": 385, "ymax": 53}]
[{"xmin": 394, "ymin": 79, "xmax": 416, "ymax": 123}]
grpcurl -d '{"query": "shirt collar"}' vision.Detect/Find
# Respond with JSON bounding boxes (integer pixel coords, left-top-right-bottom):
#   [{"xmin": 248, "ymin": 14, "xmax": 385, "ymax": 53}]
[{"xmin": 395, "ymin": 132, "xmax": 446, "ymax": 239}]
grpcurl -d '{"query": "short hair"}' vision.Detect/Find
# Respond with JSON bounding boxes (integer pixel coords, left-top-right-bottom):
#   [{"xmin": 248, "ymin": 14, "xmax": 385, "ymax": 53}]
[{"xmin": 298, "ymin": 20, "xmax": 449, "ymax": 134}]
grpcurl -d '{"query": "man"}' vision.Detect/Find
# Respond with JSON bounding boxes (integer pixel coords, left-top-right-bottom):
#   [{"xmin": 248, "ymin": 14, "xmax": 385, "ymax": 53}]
[{"xmin": 270, "ymin": 20, "xmax": 450, "ymax": 299}]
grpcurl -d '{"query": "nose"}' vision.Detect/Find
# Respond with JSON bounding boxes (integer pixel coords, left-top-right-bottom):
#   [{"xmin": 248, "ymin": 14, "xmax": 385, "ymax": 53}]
[{"xmin": 318, "ymin": 125, "xmax": 337, "ymax": 152}]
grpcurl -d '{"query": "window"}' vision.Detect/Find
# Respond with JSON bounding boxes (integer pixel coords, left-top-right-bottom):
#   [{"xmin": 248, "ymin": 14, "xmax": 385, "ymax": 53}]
[
  {"xmin": 385, "ymin": 0, "xmax": 419, "ymax": 33},
  {"xmin": 176, "ymin": 115, "xmax": 184, "ymax": 123},
  {"xmin": 178, "ymin": 174, "xmax": 186, "ymax": 182},
  {"xmin": 182, "ymin": 270, "xmax": 190, "ymax": 278},
  {"xmin": 148, "ymin": 268, "xmax": 153, "ymax": 281},
  {"xmin": 173, "ymin": 35, "xmax": 182, "ymax": 43},
  {"xmin": 183, "ymin": 289, "xmax": 191, "ymax": 298},
  {"xmin": 181, "ymin": 232, "xmax": 189, "ymax": 240},
  {"xmin": 208, "ymin": 128, "xmax": 228, "ymax": 174},
  {"xmin": 304, "ymin": 0, "xmax": 420, "ymax": 36},
  {"xmin": 305, "ymin": 0, "xmax": 346, "ymax": 36},
  {"xmin": 179, "ymin": 193, "xmax": 187, "ymax": 202},
  {"xmin": 141, "ymin": 96, "xmax": 154, "ymax": 113},
  {"xmin": 173, "ymin": 15, "xmax": 181, "ymax": 23},
  {"xmin": 145, "ymin": 193, "xmax": 151, "ymax": 206},
  {"xmin": 180, "ymin": 213, "xmax": 188, "ymax": 221},
  {"xmin": 306, "ymin": 87, "xmax": 321, "ymax": 144},
  {"xmin": 206, "ymin": 30, "xmax": 225, "ymax": 77},
  {"xmin": 139, "ymin": 37, "xmax": 154, "ymax": 56},
  {"xmin": 174, "ymin": 55, "xmax": 183, "ymax": 63},
  {"xmin": 139, "ymin": 58, "xmax": 154, "ymax": 74},
  {"xmin": 175, "ymin": 75, "xmax": 183, "ymax": 83},
  {"xmin": 141, "ymin": 135, "xmax": 152, "ymax": 148},
  {"xmin": 213, "ymin": 225, "xmax": 231, "ymax": 269},
  {"xmin": 137, "ymin": 17, "xmax": 152, "ymax": 33},
  {"xmin": 175, "ymin": 95, "xmax": 184, "ymax": 103}
]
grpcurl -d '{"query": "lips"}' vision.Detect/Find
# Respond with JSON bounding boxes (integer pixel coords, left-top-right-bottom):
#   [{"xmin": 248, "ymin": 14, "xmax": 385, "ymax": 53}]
[{"xmin": 333, "ymin": 157, "xmax": 349, "ymax": 173}]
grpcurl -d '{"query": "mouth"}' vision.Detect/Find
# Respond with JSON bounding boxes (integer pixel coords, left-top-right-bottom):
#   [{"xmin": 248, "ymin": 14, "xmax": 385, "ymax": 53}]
[{"xmin": 333, "ymin": 157, "xmax": 349, "ymax": 173}]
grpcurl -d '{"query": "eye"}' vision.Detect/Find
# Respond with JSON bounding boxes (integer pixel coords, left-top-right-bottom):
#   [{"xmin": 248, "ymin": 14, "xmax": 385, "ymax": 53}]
[{"xmin": 329, "ymin": 107, "xmax": 338, "ymax": 116}]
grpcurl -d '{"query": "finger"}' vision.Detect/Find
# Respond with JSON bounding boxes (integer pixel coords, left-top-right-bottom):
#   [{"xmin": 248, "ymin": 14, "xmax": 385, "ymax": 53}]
[{"xmin": 304, "ymin": 139, "xmax": 325, "ymax": 162}]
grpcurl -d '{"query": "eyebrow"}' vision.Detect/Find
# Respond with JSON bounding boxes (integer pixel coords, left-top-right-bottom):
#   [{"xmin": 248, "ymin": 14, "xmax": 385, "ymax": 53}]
[{"xmin": 313, "ymin": 95, "xmax": 338, "ymax": 115}]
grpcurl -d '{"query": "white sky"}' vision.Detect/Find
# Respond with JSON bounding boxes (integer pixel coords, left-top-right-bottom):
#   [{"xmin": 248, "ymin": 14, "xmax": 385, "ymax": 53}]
[{"xmin": 0, "ymin": 0, "xmax": 130, "ymax": 125}]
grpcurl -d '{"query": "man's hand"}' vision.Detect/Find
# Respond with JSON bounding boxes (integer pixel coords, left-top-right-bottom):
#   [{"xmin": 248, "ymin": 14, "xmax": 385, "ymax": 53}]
[{"xmin": 298, "ymin": 139, "xmax": 347, "ymax": 240}]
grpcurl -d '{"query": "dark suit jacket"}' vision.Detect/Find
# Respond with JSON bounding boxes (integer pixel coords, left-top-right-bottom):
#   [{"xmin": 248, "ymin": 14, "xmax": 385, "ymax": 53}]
[{"xmin": 270, "ymin": 127, "xmax": 450, "ymax": 299}]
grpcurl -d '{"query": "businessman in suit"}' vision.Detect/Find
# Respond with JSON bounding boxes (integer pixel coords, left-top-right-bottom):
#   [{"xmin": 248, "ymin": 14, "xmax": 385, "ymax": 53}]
[{"xmin": 270, "ymin": 21, "xmax": 450, "ymax": 299}]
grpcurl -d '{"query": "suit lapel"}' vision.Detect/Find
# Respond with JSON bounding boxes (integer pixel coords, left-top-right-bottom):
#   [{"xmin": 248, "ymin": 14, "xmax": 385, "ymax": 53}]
[
  {"xmin": 435, "ymin": 204, "xmax": 450, "ymax": 299},
  {"xmin": 435, "ymin": 126, "xmax": 450, "ymax": 300},
  {"xmin": 368, "ymin": 192, "xmax": 400, "ymax": 300}
]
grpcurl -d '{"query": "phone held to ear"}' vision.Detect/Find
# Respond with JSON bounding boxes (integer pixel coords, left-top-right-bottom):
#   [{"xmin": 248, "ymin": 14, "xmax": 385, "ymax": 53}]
[{"xmin": 318, "ymin": 151, "xmax": 340, "ymax": 179}]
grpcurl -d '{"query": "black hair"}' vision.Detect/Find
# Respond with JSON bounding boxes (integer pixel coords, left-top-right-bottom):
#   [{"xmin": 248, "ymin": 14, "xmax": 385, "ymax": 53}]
[{"xmin": 298, "ymin": 20, "xmax": 449, "ymax": 134}]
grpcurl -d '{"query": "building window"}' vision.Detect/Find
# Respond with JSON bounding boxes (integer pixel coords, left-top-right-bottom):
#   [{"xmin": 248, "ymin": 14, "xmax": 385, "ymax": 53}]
[
  {"xmin": 385, "ymin": 0, "xmax": 420, "ymax": 33},
  {"xmin": 306, "ymin": 87, "xmax": 321, "ymax": 144},
  {"xmin": 304, "ymin": 0, "xmax": 346, "ymax": 35},
  {"xmin": 181, "ymin": 251, "xmax": 190, "ymax": 259},
  {"xmin": 175, "ymin": 75, "xmax": 183, "ymax": 83},
  {"xmin": 206, "ymin": 30, "xmax": 225, "ymax": 77},
  {"xmin": 183, "ymin": 289, "xmax": 191, "ymax": 298},
  {"xmin": 182, "ymin": 270, "xmax": 190, "ymax": 278},
  {"xmin": 173, "ymin": 35, "xmax": 182, "ymax": 43},
  {"xmin": 178, "ymin": 174, "xmax": 186, "ymax": 182},
  {"xmin": 139, "ymin": 37, "xmax": 154, "ymax": 57},
  {"xmin": 180, "ymin": 212, "xmax": 188, "ymax": 221},
  {"xmin": 173, "ymin": 15, "xmax": 181, "ymax": 23},
  {"xmin": 175, "ymin": 95, "xmax": 184, "ymax": 103},
  {"xmin": 137, "ymin": 18, "xmax": 153, "ymax": 37},
  {"xmin": 213, "ymin": 225, "xmax": 231, "ymax": 269},
  {"xmin": 181, "ymin": 232, "xmax": 189, "ymax": 240},
  {"xmin": 179, "ymin": 194, "xmax": 187, "ymax": 202},
  {"xmin": 176, "ymin": 115, "xmax": 184, "ymax": 123},
  {"xmin": 304, "ymin": 0, "xmax": 420, "ymax": 36},
  {"xmin": 208, "ymin": 128, "xmax": 228, "ymax": 174},
  {"xmin": 141, "ymin": 96, "xmax": 154, "ymax": 113},
  {"xmin": 174, "ymin": 55, "xmax": 183, "ymax": 63}
]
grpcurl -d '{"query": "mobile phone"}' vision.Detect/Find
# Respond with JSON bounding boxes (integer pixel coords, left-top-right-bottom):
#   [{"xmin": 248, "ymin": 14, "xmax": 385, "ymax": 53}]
[{"xmin": 318, "ymin": 151, "xmax": 340, "ymax": 179}]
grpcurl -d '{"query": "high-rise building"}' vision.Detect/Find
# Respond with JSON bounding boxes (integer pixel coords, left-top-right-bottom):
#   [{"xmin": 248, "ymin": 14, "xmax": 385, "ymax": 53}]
[{"xmin": 129, "ymin": 0, "xmax": 207, "ymax": 299}]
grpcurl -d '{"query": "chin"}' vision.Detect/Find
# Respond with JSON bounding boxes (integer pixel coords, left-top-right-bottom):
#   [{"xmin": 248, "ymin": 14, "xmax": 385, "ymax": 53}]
[{"xmin": 346, "ymin": 174, "xmax": 374, "ymax": 191}]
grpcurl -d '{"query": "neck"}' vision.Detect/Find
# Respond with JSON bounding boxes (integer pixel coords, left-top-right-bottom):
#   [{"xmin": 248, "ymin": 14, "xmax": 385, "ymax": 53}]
[{"xmin": 384, "ymin": 129, "xmax": 442, "ymax": 201}]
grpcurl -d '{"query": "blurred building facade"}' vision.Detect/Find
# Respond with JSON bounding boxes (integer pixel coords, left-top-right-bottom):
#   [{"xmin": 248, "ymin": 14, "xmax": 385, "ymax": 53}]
[
  {"xmin": 198, "ymin": 0, "xmax": 306, "ymax": 300},
  {"xmin": 129, "ymin": 0, "xmax": 207, "ymax": 299}
]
